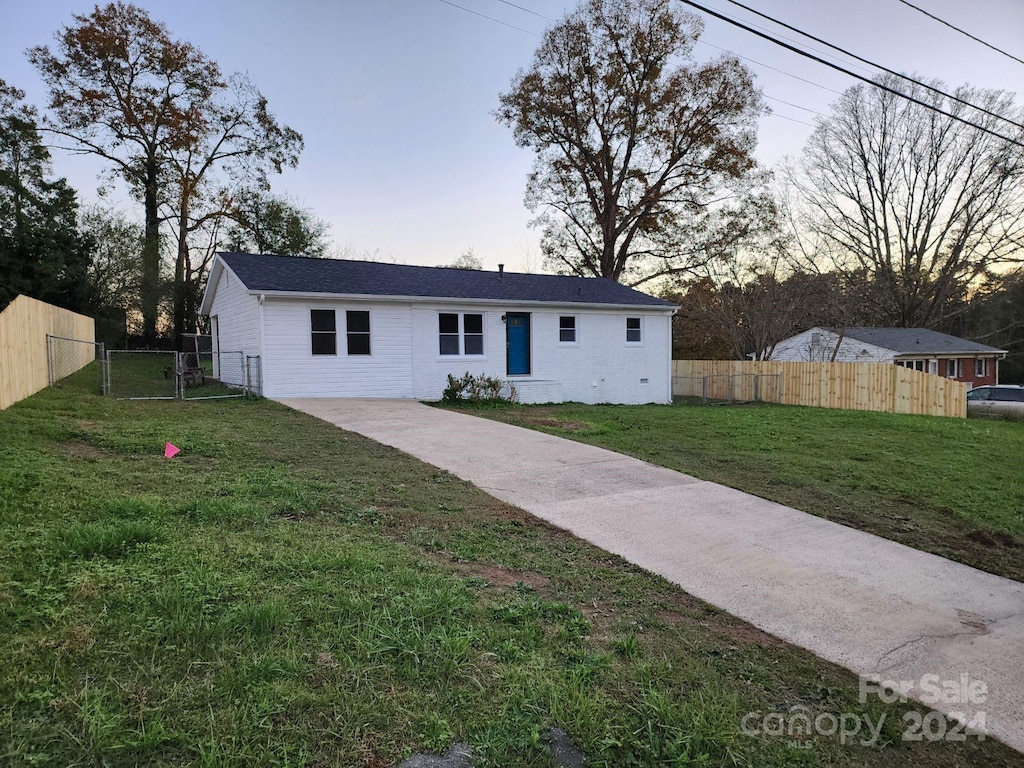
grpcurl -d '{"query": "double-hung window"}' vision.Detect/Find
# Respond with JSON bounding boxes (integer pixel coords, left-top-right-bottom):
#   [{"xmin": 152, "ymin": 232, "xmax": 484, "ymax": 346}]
[
  {"xmin": 976, "ymin": 358, "xmax": 988, "ymax": 377},
  {"xmin": 439, "ymin": 312, "xmax": 484, "ymax": 355},
  {"xmin": 559, "ymin": 316, "xmax": 577, "ymax": 344},
  {"xmin": 311, "ymin": 309, "xmax": 337, "ymax": 355},
  {"xmin": 626, "ymin": 317, "xmax": 642, "ymax": 344},
  {"xmin": 312, "ymin": 309, "xmax": 371, "ymax": 355},
  {"xmin": 346, "ymin": 310, "xmax": 371, "ymax": 355}
]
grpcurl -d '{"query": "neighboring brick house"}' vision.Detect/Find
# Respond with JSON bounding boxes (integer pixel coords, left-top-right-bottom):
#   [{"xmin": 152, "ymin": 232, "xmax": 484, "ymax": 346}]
[{"xmin": 769, "ymin": 327, "xmax": 1006, "ymax": 387}]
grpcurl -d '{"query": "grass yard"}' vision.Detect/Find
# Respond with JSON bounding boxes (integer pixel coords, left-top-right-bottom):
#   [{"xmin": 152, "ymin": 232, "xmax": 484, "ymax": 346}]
[
  {"xmin": 1, "ymin": 371, "xmax": 1021, "ymax": 767},
  {"xmin": 458, "ymin": 401, "xmax": 1024, "ymax": 583}
]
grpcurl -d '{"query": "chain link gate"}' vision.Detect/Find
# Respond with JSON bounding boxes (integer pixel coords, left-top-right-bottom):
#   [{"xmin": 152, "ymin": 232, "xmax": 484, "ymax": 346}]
[{"xmin": 103, "ymin": 350, "xmax": 261, "ymax": 400}]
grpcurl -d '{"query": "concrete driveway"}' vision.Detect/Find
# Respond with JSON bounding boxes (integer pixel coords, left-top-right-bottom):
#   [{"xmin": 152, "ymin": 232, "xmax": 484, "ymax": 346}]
[{"xmin": 279, "ymin": 398, "xmax": 1024, "ymax": 753}]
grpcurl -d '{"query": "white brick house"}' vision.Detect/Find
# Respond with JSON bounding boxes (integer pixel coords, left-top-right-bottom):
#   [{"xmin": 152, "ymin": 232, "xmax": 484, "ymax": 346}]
[{"xmin": 199, "ymin": 252, "xmax": 676, "ymax": 404}]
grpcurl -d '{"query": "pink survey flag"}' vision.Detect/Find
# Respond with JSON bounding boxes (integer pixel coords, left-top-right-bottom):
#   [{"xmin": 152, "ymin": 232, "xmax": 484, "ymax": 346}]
[{"xmin": 164, "ymin": 442, "xmax": 181, "ymax": 459}]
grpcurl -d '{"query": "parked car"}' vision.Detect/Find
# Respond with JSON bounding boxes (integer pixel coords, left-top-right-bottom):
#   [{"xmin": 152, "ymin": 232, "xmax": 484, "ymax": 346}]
[{"xmin": 966, "ymin": 385, "xmax": 1024, "ymax": 419}]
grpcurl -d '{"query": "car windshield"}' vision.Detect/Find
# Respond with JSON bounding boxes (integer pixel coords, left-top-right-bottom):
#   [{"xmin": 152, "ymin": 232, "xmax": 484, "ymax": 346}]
[{"xmin": 967, "ymin": 388, "xmax": 990, "ymax": 400}]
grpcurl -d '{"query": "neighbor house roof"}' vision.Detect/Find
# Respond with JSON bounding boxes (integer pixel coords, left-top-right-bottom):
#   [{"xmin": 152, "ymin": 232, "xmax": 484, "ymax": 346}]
[
  {"xmin": 838, "ymin": 327, "xmax": 1006, "ymax": 356},
  {"xmin": 207, "ymin": 252, "xmax": 676, "ymax": 310}
]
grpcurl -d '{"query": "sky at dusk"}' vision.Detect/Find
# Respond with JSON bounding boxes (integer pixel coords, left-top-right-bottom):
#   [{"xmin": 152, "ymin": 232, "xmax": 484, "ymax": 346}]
[{"xmin": 2, "ymin": 0, "xmax": 1023, "ymax": 270}]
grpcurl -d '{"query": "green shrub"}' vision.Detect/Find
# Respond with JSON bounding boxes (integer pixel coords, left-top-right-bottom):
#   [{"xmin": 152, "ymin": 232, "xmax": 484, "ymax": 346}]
[{"xmin": 442, "ymin": 372, "xmax": 518, "ymax": 404}]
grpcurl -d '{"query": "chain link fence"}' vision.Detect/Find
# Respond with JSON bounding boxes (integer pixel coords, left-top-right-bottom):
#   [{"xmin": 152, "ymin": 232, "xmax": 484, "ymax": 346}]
[
  {"xmin": 674, "ymin": 373, "xmax": 782, "ymax": 404},
  {"xmin": 103, "ymin": 349, "xmax": 261, "ymax": 400},
  {"xmin": 46, "ymin": 335, "xmax": 105, "ymax": 393}
]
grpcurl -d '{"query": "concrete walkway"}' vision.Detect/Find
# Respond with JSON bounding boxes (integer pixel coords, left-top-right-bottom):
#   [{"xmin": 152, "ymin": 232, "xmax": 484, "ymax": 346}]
[{"xmin": 279, "ymin": 398, "xmax": 1024, "ymax": 752}]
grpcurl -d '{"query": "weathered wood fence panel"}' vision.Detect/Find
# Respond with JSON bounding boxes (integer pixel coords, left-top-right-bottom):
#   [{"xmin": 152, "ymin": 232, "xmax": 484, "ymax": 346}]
[
  {"xmin": 672, "ymin": 360, "xmax": 967, "ymax": 418},
  {"xmin": 0, "ymin": 295, "xmax": 95, "ymax": 410}
]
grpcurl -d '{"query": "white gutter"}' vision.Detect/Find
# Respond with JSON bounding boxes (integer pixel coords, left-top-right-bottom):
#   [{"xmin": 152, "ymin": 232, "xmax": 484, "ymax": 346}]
[{"xmin": 245, "ymin": 289, "xmax": 677, "ymax": 313}]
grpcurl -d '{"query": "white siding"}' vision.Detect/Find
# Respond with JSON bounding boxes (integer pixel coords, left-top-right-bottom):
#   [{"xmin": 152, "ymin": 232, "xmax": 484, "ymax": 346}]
[
  {"xmin": 206, "ymin": 279, "xmax": 674, "ymax": 403},
  {"xmin": 770, "ymin": 328, "xmax": 894, "ymax": 363},
  {"xmin": 260, "ymin": 299, "xmax": 414, "ymax": 398},
  {"xmin": 410, "ymin": 304, "xmax": 672, "ymax": 404},
  {"xmin": 207, "ymin": 267, "xmax": 261, "ymax": 387}
]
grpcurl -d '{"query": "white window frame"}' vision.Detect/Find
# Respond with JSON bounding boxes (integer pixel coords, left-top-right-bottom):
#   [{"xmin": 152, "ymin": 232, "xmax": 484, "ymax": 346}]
[
  {"xmin": 345, "ymin": 309, "xmax": 371, "ymax": 356},
  {"xmin": 310, "ymin": 308, "xmax": 337, "ymax": 356},
  {"xmin": 625, "ymin": 316, "xmax": 643, "ymax": 345},
  {"xmin": 558, "ymin": 315, "xmax": 578, "ymax": 345},
  {"xmin": 438, "ymin": 312, "xmax": 485, "ymax": 357},
  {"xmin": 976, "ymin": 358, "xmax": 987, "ymax": 377}
]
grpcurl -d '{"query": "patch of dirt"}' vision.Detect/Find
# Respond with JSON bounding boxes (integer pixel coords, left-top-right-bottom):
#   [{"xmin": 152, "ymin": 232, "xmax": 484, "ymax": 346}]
[
  {"xmin": 315, "ymin": 651, "xmax": 340, "ymax": 670},
  {"xmin": 717, "ymin": 620, "xmax": 788, "ymax": 649},
  {"xmin": 55, "ymin": 440, "xmax": 105, "ymax": 460},
  {"xmin": 454, "ymin": 560, "xmax": 551, "ymax": 590},
  {"xmin": 966, "ymin": 529, "xmax": 1020, "ymax": 549}
]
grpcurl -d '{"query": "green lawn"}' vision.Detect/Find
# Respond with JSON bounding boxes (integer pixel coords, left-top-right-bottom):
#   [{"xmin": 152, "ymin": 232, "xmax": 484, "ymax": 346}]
[
  {"xmin": 1, "ymin": 372, "xmax": 1020, "ymax": 766},
  {"xmin": 457, "ymin": 401, "xmax": 1024, "ymax": 582}
]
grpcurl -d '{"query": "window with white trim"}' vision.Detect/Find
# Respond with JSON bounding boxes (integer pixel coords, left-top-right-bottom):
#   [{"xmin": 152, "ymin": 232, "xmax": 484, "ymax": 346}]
[
  {"xmin": 976, "ymin": 358, "xmax": 988, "ymax": 377},
  {"xmin": 946, "ymin": 359, "xmax": 962, "ymax": 378},
  {"xmin": 439, "ymin": 312, "xmax": 484, "ymax": 355},
  {"xmin": 346, "ymin": 310, "xmax": 371, "ymax": 355},
  {"xmin": 558, "ymin": 316, "xmax": 577, "ymax": 344},
  {"xmin": 311, "ymin": 309, "xmax": 336, "ymax": 355},
  {"xmin": 626, "ymin": 317, "xmax": 642, "ymax": 344}
]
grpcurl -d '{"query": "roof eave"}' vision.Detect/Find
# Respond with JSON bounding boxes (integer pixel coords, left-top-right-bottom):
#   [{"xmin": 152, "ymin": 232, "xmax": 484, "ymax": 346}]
[
  {"xmin": 198, "ymin": 257, "xmax": 225, "ymax": 316},
  {"xmin": 241, "ymin": 289, "xmax": 677, "ymax": 312},
  {"xmin": 892, "ymin": 350, "xmax": 1007, "ymax": 358}
]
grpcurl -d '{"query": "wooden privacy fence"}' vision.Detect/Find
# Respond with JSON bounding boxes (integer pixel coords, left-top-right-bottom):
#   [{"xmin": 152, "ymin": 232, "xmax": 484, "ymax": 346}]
[
  {"xmin": 673, "ymin": 360, "xmax": 967, "ymax": 418},
  {"xmin": 0, "ymin": 295, "xmax": 95, "ymax": 410}
]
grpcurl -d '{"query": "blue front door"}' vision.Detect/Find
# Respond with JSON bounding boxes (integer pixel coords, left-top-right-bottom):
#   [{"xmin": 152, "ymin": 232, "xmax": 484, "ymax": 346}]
[{"xmin": 506, "ymin": 313, "xmax": 530, "ymax": 375}]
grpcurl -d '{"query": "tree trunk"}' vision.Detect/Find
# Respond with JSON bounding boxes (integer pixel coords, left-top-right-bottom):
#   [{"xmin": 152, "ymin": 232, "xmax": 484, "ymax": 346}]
[
  {"xmin": 140, "ymin": 161, "xmax": 161, "ymax": 346},
  {"xmin": 173, "ymin": 188, "xmax": 190, "ymax": 351}
]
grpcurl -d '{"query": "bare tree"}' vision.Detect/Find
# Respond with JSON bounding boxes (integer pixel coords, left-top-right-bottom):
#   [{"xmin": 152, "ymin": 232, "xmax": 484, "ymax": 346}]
[
  {"xmin": 789, "ymin": 74, "xmax": 1024, "ymax": 327},
  {"xmin": 164, "ymin": 72, "xmax": 302, "ymax": 339},
  {"xmin": 441, "ymin": 248, "xmax": 483, "ymax": 270},
  {"xmin": 29, "ymin": 3, "xmax": 223, "ymax": 343},
  {"xmin": 496, "ymin": 0, "xmax": 768, "ymax": 287},
  {"xmin": 29, "ymin": 3, "xmax": 302, "ymax": 345}
]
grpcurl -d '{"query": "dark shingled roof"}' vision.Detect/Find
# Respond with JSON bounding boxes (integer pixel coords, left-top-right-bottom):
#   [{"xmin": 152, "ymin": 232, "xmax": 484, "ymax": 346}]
[
  {"xmin": 840, "ymin": 327, "xmax": 1005, "ymax": 355},
  {"xmin": 218, "ymin": 252, "xmax": 675, "ymax": 308}
]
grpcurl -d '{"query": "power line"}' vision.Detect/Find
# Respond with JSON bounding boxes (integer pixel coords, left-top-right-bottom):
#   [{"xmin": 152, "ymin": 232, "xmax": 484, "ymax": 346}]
[
  {"xmin": 764, "ymin": 94, "xmax": 826, "ymax": 118},
  {"xmin": 897, "ymin": 0, "xmax": 1024, "ymax": 66},
  {"xmin": 696, "ymin": 38, "xmax": 844, "ymax": 96},
  {"xmin": 435, "ymin": 0, "xmax": 539, "ymax": 36},
  {"xmin": 724, "ymin": 0, "xmax": 1024, "ymax": 131},
  {"xmin": 677, "ymin": 0, "xmax": 1024, "ymax": 148},
  {"xmin": 493, "ymin": 0, "xmax": 553, "ymax": 21},
  {"xmin": 440, "ymin": 0, "xmax": 836, "ymax": 120},
  {"xmin": 765, "ymin": 111, "xmax": 816, "ymax": 128}
]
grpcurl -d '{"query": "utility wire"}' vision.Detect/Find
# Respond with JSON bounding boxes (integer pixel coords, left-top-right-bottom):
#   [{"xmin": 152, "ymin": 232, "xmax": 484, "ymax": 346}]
[
  {"xmin": 436, "ymin": 0, "xmax": 539, "ymax": 36},
  {"xmin": 697, "ymin": 38, "xmax": 844, "ymax": 95},
  {"xmin": 725, "ymin": 0, "xmax": 1024, "ymax": 131},
  {"xmin": 897, "ymin": 0, "xmax": 1024, "ymax": 66},
  {"xmin": 494, "ymin": 0, "xmax": 553, "ymax": 21},
  {"xmin": 677, "ymin": 0, "xmax": 1024, "ymax": 148},
  {"xmin": 765, "ymin": 111, "xmax": 816, "ymax": 128},
  {"xmin": 441, "ymin": 0, "xmax": 838, "ymax": 117},
  {"xmin": 764, "ymin": 94, "xmax": 826, "ymax": 117}
]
